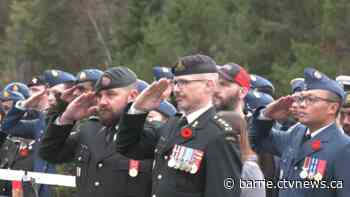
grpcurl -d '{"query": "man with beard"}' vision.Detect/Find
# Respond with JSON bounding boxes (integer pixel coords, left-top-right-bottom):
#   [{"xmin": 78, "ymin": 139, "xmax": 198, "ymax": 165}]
[
  {"xmin": 214, "ymin": 63, "xmax": 250, "ymax": 117},
  {"xmin": 252, "ymin": 68, "xmax": 350, "ymax": 197},
  {"xmin": 39, "ymin": 67, "xmax": 152, "ymax": 197},
  {"xmin": 115, "ymin": 54, "xmax": 242, "ymax": 197}
]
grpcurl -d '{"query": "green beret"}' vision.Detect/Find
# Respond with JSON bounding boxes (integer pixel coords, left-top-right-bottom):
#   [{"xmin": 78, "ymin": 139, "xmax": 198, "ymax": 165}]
[{"xmin": 95, "ymin": 67, "xmax": 137, "ymax": 93}]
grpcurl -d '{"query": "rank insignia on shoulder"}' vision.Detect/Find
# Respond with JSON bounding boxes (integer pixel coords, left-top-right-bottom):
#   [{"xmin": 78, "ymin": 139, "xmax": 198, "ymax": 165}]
[
  {"xmin": 168, "ymin": 144, "xmax": 204, "ymax": 174},
  {"xmin": 213, "ymin": 116, "xmax": 233, "ymax": 132}
]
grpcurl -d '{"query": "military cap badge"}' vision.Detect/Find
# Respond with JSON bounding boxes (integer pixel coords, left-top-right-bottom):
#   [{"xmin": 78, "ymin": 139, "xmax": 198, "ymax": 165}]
[
  {"xmin": 51, "ymin": 70, "xmax": 59, "ymax": 77},
  {"xmin": 250, "ymin": 75, "xmax": 257, "ymax": 82},
  {"xmin": 12, "ymin": 85, "xmax": 18, "ymax": 92},
  {"xmin": 79, "ymin": 72, "xmax": 87, "ymax": 81},
  {"xmin": 313, "ymin": 70, "xmax": 322, "ymax": 79},
  {"xmin": 174, "ymin": 60, "xmax": 185, "ymax": 71},
  {"xmin": 3, "ymin": 91, "xmax": 9, "ymax": 98},
  {"xmin": 32, "ymin": 77, "xmax": 38, "ymax": 84},
  {"xmin": 101, "ymin": 75, "xmax": 111, "ymax": 87}
]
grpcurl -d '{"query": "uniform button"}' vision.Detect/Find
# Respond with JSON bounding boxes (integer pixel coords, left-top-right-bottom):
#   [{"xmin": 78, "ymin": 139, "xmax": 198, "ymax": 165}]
[
  {"xmin": 152, "ymin": 195, "xmax": 156, "ymax": 197},
  {"xmin": 98, "ymin": 163, "xmax": 103, "ymax": 168},
  {"xmin": 294, "ymin": 166, "xmax": 298, "ymax": 170},
  {"xmin": 78, "ymin": 156, "xmax": 82, "ymax": 161},
  {"xmin": 94, "ymin": 181, "xmax": 100, "ymax": 187},
  {"xmin": 164, "ymin": 155, "xmax": 168, "ymax": 160},
  {"xmin": 157, "ymin": 174, "xmax": 162, "ymax": 180},
  {"xmin": 155, "ymin": 149, "xmax": 158, "ymax": 153}
]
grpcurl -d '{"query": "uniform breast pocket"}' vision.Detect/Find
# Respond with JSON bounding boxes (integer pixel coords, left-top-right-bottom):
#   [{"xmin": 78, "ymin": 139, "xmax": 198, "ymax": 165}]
[
  {"xmin": 111, "ymin": 159, "xmax": 153, "ymax": 197},
  {"xmin": 75, "ymin": 145, "xmax": 90, "ymax": 187},
  {"xmin": 171, "ymin": 169, "xmax": 201, "ymax": 194}
]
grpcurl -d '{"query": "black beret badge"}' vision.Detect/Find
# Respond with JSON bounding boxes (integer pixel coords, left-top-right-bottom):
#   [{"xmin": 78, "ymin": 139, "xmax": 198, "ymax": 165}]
[
  {"xmin": 101, "ymin": 75, "xmax": 111, "ymax": 87},
  {"xmin": 174, "ymin": 60, "xmax": 185, "ymax": 72}
]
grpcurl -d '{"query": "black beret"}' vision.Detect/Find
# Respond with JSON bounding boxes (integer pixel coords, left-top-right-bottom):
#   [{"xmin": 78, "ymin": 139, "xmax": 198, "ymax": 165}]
[
  {"xmin": 95, "ymin": 67, "xmax": 137, "ymax": 93},
  {"xmin": 171, "ymin": 54, "xmax": 217, "ymax": 76}
]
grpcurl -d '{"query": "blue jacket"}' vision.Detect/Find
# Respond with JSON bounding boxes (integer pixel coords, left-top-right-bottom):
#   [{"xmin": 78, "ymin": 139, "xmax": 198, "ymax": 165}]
[
  {"xmin": 251, "ymin": 109, "xmax": 350, "ymax": 197},
  {"xmin": 1, "ymin": 104, "xmax": 56, "ymax": 197}
]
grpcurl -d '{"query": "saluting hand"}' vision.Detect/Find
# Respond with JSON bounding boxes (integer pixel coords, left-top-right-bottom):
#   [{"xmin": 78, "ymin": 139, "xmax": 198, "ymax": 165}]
[
  {"xmin": 22, "ymin": 88, "xmax": 48, "ymax": 110},
  {"xmin": 263, "ymin": 95, "xmax": 294, "ymax": 121},
  {"xmin": 60, "ymin": 92, "xmax": 98, "ymax": 123},
  {"xmin": 133, "ymin": 79, "xmax": 171, "ymax": 112},
  {"xmin": 60, "ymin": 86, "xmax": 77, "ymax": 103}
]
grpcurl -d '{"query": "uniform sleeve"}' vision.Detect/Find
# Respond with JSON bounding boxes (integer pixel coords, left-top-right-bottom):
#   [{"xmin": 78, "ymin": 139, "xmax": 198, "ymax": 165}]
[
  {"xmin": 204, "ymin": 133, "xmax": 242, "ymax": 197},
  {"xmin": 333, "ymin": 143, "xmax": 350, "ymax": 197},
  {"xmin": 250, "ymin": 107, "xmax": 294, "ymax": 156},
  {"xmin": 116, "ymin": 111, "xmax": 158, "ymax": 160},
  {"xmin": 39, "ymin": 115, "xmax": 79, "ymax": 163},
  {"xmin": 1, "ymin": 104, "xmax": 39, "ymax": 139}
]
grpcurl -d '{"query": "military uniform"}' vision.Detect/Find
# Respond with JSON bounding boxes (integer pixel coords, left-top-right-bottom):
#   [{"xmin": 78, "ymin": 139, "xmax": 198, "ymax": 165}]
[
  {"xmin": 116, "ymin": 107, "xmax": 242, "ymax": 197},
  {"xmin": 251, "ymin": 68, "xmax": 350, "ymax": 197},
  {"xmin": 39, "ymin": 115, "xmax": 153, "ymax": 197},
  {"xmin": 39, "ymin": 67, "xmax": 154, "ymax": 197}
]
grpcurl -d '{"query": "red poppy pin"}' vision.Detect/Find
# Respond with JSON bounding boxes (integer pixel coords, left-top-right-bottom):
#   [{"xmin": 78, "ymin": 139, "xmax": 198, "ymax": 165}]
[
  {"xmin": 311, "ymin": 140, "xmax": 321, "ymax": 151},
  {"xmin": 19, "ymin": 148, "xmax": 29, "ymax": 157},
  {"xmin": 181, "ymin": 127, "xmax": 193, "ymax": 139}
]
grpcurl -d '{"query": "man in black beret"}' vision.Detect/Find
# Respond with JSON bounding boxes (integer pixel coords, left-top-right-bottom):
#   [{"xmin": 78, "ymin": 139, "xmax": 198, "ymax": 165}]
[
  {"xmin": 39, "ymin": 67, "xmax": 153, "ymax": 197},
  {"xmin": 116, "ymin": 54, "xmax": 242, "ymax": 197}
]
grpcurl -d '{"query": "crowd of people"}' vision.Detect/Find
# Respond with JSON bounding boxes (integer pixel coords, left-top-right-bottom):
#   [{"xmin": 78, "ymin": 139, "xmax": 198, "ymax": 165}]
[{"xmin": 0, "ymin": 54, "xmax": 349, "ymax": 197}]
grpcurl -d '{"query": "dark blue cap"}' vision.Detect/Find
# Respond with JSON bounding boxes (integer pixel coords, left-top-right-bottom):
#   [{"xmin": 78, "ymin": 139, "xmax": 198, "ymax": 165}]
[
  {"xmin": 304, "ymin": 68, "xmax": 345, "ymax": 102},
  {"xmin": 290, "ymin": 78, "xmax": 305, "ymax": 93},
  {"xmin": 157, "ymin": 101, "xmax": 177, "ymax": 117},
  {"xmin": 153, "ymin": 66, "xmax": 173, "ymax": 81},
  {"xmin": 1, "ymin": 82, "xmax": 30, "ymax": 101},
  {"xmin": 136, "ymin": 79, "xmax": 150, "ymax": 93},
  {"xmin": 76, "ymin": 69, "xmax": 103, "ymax": 85},
  {"xmin": 250, "ymin": 74, "xmax": 275, "ymax": 96},
  {"xmin": 244, "ymin": 90, "xmax": 274, "ymax": 111},
  {"xmin": 43, "ymin": 69, "xmax": 76, "ymax": 87}
]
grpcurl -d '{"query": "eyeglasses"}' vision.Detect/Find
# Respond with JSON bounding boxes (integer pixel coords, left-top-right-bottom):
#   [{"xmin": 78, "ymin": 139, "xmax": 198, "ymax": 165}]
[
  {"xmin": 172, "ymin": 79, "xmax": 207, "ymax": 88},
  {"xmin": 294, "ymin": 95, "xmax": 338, "ymax": 105}
]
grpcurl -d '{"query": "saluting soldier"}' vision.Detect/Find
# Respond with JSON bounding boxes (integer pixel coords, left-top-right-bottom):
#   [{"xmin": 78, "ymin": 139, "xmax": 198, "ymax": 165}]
[
  {"xmin": 116, "ymin": 54, "xmax": 242, "ymax": 197},
  {"xmin": 39, "ymin": 67, "xmax": 153, "ymax": 197},
  {"xmin": 1, "ymin": 70, "xmax": 76, "ymax": 197},
  {"xmin": 251, "ymin": 68, "xmax": 350, "ymax": 197}
]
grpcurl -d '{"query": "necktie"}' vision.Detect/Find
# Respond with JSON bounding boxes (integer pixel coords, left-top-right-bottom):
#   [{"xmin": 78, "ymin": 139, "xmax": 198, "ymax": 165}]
[{"xmin": 177, "ymin": 117, "xmax": 188, "ymax": 130}]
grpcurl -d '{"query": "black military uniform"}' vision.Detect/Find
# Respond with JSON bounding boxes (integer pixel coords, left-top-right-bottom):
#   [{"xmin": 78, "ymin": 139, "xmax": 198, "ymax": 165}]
[
  {"xmin": 39, "ymin": 67, "xmax": 153, "ymax": 197},
  {"xmin": 116, "ymin": 55, "xmax": 242, "ymax": 197}
]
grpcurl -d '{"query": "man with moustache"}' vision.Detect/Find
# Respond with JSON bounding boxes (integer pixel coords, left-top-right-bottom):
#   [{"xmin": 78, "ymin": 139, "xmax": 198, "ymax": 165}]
[
  {"xmin": 39, "ymin": 67, "xmax": 152, "ymax": 197},
  {"xmin": 251, "ymin": 68, "xmax": 350, "ymax": 197},
  {"xmin": 116, "ymin": 54, "xmax": 242, "ymax": 197},
  {"xmin": 214, "ymin": 63, "xmax": 250, "ymax": 117}
]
